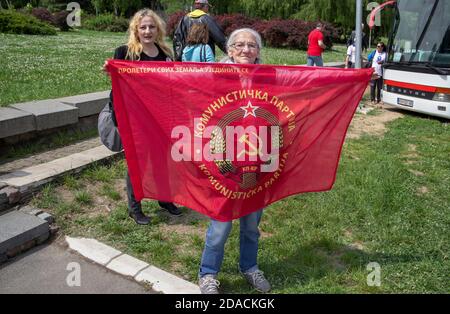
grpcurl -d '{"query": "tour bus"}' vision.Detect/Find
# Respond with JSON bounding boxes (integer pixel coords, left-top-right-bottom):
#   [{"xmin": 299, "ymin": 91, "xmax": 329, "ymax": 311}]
[{"xmin": 382, "ymin": 0, "xmax": 450, "ymax": 119}]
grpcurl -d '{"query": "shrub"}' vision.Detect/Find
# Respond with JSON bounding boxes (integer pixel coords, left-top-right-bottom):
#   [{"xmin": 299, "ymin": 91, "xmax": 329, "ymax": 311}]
[
  {"xmin": 215, "ymin": 14, "xmax": 259, "ymax": 37},
  {"xmin": 321, "ymin": 22, "xmax": 340, "ymax": 48},
  {"xmin": 105, "ymin": 17, "xmax": 128, "ymax": 33},
  {"xmin": 82, "ymin": 13, "xmax": 129, "ymax": 32},
  {"xmin": 165, "ymin": 12, "xmax": 340, "ymax": 50},
  {"xmin": 31, "ymin": 7, "xmax": 54, "ymax": 25},
  {"xmin": 166, "ymin": 10, "xmax": 185, "ymax": 38},
  {"xmin": 53, "ymin": 10, "xmax": 70, "ymax": 31},
  {"xmin": 0, "ymin": 9, "xmax": 57, "ymax": 35}
]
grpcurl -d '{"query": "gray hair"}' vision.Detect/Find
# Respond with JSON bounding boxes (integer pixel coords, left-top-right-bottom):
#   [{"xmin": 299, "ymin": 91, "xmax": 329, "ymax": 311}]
[{"xmin": 220, "ymin": 28, "xmax": 263, "ymax": 64}]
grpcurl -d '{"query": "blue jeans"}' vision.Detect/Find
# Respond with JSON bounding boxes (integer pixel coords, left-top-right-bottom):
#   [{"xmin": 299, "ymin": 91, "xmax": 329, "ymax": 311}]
[
  {"xmin": 199, "ymin": 210, "xmax": 263, "ymax": 277},
  {"xmin": 307, "ymin": 55, "xmax": 323, "ymax": 66}
]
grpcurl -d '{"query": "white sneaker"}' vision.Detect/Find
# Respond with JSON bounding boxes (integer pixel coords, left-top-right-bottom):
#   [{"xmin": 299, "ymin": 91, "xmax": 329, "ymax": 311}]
[
  {"xmin": 241, "ymin": 269, "xmax": 271, "ymax": 293},
  {"xmin": 199, "ymin": 274, "xmax": 220, "ymax": 294}
]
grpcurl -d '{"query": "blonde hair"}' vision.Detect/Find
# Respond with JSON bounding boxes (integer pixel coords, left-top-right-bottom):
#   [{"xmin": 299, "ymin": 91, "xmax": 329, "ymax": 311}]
[{"xmin": 126, "ymin": 9, "xmax": 173, "ymax": 61}]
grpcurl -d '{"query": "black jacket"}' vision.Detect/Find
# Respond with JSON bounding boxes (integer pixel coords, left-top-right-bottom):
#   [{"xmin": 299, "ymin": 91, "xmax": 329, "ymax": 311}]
[{"xmin": 173, "ymin": 9, "xmax": 227, "ymax": 61}]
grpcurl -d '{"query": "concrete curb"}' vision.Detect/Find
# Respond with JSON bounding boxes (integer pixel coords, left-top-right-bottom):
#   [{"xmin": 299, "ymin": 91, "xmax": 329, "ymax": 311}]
[
  {"xmin": 1, "ymin": 91, "xmax": 109, "ymax": 140},
  {"xmin": 66, "ymin": 236, "xmax": 201, "ymax": 294},
  {"xmin": 0, "ymin": 210, "xmax": 50, "ymax": 262},
  {"xmin": 0, "ymin": 146, "xmax": 118, "ymax": 190}
]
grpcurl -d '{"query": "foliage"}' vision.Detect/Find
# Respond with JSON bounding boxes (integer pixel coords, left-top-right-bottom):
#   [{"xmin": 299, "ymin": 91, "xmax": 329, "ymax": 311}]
[
  {"xmin": 236, "ymin": 0, "xmax": 307, "ymax": 19},
  {"xmin": 292, "ymin": 0, "xmax": 394, "ymax": 40},
  {"xmin": 90, "ymin": 0, "xmax": 163, "ymax": 17},
  {"xmin": 83, "ymin": 13, "xmax": 129, "ymax": 32},
  {"xmin": 257, "ymin": 19, "xmax": 339, "ymax": 49},
  {"xmin": 167, "ymin": 11, "xmax": 340, "ymax": 50},
  {"xmin": 165, "ymin": 10, "xmax": 184, "ymax": 37},
  {"xmin": 214, "ymin": 13, "xmax": 258, "ymax": 37},
  {"xmin": 160, "ymin": 0, "xmax": 190, "ymax": 15},
  {"xmin": 52, "ymin": 9, "xmax": 69, "ymax": 31},
  {"xmin": 0, "ymin": 9, "xmax": 56, "ymax": 35},
  {"xmin": 233, "ymin": 0, "xmax": 393, "ymax": 38},
  {"xmin": 31, "ymin": 6, "xmax": 53, "ymax": 24},
  {"xmin": 2, "ymin": 1, "xmax": 394, "ymax": 39}
]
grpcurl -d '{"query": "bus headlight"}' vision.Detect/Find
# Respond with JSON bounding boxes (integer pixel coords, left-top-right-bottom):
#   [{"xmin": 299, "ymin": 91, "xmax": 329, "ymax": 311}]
[{"xmin": 433, "ymin": 93, "xmax": 450, "ymax": 102}]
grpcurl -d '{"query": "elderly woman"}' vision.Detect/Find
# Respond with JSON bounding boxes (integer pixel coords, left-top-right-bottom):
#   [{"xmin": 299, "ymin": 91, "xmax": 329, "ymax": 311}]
[{"xmin": 198, "ymin": 28, "xmax": 270, "ymax": 294}]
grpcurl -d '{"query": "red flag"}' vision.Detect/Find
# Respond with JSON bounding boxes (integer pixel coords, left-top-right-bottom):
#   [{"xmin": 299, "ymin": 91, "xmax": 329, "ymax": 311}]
[{"xmin": 108, "ymin": 61, "xmax": 372, "ymax": 222}]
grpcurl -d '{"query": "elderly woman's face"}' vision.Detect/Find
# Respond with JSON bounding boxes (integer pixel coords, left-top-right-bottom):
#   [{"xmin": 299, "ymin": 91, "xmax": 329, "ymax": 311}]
[{"xmin": 228, "ymin": 32, "xmax": 260, "ymax": 64}]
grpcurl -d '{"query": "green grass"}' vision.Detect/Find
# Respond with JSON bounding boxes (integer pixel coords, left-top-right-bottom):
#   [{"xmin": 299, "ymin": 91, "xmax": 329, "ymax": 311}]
[
  {"xmin": 63, "ymin": 174, "xmax": 82, "ymax": 190},
  {"xmin": 0, "ymin": 29, "xmax": 348, "ymax": 106},
  {"xmin": 32, "ymin": 114, "xmax": 450, "ymax": 293},
  {"xmin": 101, "ymin": 184, "xmax": 122, "ymax": 201},
  {"xmin": 74, "ymin": 190, "xmax": 93, "ymax": 205},
  {"xmin": 0, "ymin": 29, "xmax": 126, "ymax": 107}
]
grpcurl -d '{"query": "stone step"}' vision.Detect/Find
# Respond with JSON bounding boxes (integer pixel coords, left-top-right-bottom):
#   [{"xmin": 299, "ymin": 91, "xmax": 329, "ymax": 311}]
[
  {"xmin": 10, "ymin": 100, "xmax": 79, "ymax": 132},
  {"xmin": 1, "ymin": 91, "xmax": 109, "ymax": 141},
  {"xmin": 0, "ymin": 146, "xmax": 121, "ymax": 212},
  {"xmin": 58, "ymin": 91, "xmax": 109, "ymax": 118},
  {"xmin": 0, "ymin": 210, "xmax": 49, "ymax": 263},
  {"xmin": 0, "ymin": 107, "xmax": 35, "ymax": 139},
  {"xmin": 0, "ymin": 137, "xmax": 103, "ymax": 175}
]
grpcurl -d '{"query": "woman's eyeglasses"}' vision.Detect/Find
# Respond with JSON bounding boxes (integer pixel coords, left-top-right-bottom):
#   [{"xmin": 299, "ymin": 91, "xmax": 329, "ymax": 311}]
[{"xmin": 231, "ymin": 42, "xmax": 259, "ymax": 51}]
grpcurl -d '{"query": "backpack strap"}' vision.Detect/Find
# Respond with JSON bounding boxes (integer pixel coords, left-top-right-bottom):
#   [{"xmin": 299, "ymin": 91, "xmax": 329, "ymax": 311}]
[{"xmin": 201, "ymin": 44, "xmax": 206, "ymax": 62}]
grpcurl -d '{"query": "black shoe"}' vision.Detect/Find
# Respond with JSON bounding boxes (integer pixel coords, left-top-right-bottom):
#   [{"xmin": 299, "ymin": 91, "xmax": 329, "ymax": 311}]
[
  {"xmin": 129, "ymin": 211, "xmax": 151, "ymax": 225},
  {"xmin": 158, "ymin": 201, "xmax": 182, "ymax": 216}
]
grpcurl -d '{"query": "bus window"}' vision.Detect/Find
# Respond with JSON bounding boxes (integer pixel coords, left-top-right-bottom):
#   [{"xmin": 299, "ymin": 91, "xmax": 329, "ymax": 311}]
[{"xmin": 389, "ymin": 0, "xmax": 450, "ymax": 67}]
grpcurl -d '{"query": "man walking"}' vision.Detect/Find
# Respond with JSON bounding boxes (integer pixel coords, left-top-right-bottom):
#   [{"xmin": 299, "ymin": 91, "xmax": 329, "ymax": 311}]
[
  {"xmin": 173, "ymin": 0, "xmax": 227, "ymax": 61},
  {"xmin": 307, "ymin": 23, "xmax": 327, "ymax": 67}
]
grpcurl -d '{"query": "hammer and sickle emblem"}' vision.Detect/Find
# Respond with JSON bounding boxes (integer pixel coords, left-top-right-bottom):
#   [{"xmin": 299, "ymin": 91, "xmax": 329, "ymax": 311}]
[{"xmin": 237, "ymin": 132, "xmax": 262, "ymax": 158}]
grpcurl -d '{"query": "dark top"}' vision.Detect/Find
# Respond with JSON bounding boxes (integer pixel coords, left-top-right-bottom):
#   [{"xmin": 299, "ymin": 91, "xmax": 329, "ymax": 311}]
[
  {"xmin": 173, "ymin": 12, "xmax": 227, "ymax": 61},
  {"xmin": 113, "ymin": 44, "xmax": 168, "ymax": 61},
  {"xmin": 109, "ymin": 44, "xmax": 170, "ymax": 122}
]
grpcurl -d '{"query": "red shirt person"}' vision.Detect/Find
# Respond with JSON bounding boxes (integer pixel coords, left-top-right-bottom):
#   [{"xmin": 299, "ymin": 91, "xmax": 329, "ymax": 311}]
[{"xmin": 307, "ymin": 23, "xmax": 327, "ymax": 66}]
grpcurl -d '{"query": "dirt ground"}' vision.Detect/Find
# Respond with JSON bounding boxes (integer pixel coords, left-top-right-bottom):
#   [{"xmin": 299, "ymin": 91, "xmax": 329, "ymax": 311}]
[{"xmin": 346, "ymin": 101, "xmax": 404, "ymax": 140}]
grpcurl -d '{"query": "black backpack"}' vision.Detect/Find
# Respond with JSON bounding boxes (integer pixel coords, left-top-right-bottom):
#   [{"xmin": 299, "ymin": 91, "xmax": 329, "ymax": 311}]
[{"xmin": 173, "ymin": 15, "xmax": 203, "ymax": 61}]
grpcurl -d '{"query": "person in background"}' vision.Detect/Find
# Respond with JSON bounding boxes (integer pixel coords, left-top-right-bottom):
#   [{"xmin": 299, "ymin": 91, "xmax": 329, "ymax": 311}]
[
  {"xmin": 182, "ymin": 23, "xmax": 215, "ymax": 62},
  {"xmin": 173, "ymin": 0, "xmax": 226, "ymax": 61},
  {"xmin": 370, "ymin": 42, "xmax": 387, "ymax": 105},
  {"xmin": 347, "ymin": 23, "xmax": 368, "ymax": 52},
  {"xmin": 307, "ymin": 22, "xmax": 327, "ymax": 66},
  {"xmin": 104, "ymin": 9, "xmax": 182, "ymax": 225},
  {"xmin": 345, "ymin": 40, "xmax": 357, "ymax": 68},
  {"xmin": 198, "ymin": 28, "xmax": 271, "ymax": 295}
]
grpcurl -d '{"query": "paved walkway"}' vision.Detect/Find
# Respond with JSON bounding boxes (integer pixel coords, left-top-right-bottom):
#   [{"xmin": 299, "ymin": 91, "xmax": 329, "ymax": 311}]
[
  {"xmin": 0, "ymin": 137, "xmax": 102, "ymax": 175},
  {"xmin": 0, "ymin": 240, "xmax": 155, "ymax": 294}
]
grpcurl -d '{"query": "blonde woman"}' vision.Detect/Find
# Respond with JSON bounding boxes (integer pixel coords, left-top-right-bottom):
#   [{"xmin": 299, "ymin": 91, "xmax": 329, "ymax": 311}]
[
  {"xmin": 114, "ymin": 8, "xmax": 173, "ymax": 61},
  {"xmin": 106, "ymin": 9, "xmax": 182, "ymax": 224}
]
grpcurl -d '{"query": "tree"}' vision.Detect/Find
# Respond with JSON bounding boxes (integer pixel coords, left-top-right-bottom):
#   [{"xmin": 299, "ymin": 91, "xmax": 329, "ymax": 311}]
[
  {"xmin": 237, "ymin": 0, "xmax": 307, "ymax": 19},
  {"xmin": 292, "ymin": 0, "xmax": 393, "ymax": 39}
]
